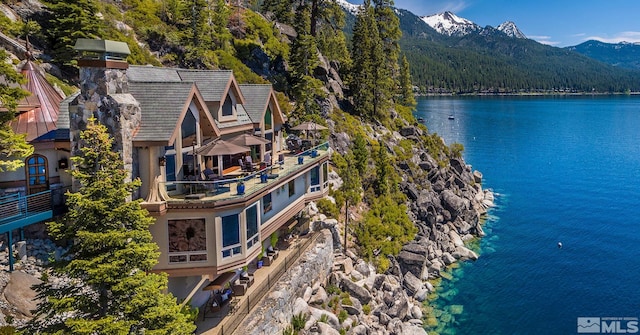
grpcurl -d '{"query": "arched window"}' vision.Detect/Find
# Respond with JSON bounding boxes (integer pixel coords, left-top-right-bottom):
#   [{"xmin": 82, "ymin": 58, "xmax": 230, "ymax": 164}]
[{"xmin": 25, "ymin": 154, "xmax": 48, "ymax": 194}]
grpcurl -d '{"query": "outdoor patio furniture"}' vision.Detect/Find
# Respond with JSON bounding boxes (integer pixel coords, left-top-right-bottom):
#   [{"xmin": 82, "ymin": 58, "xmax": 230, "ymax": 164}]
[
  {"xmin": 231, "ymin": 279, "xmax": 247, "ymax": 296},
  {"xmin": 240, "ymin": 272, "xmax": 254, "ymax": 287}
]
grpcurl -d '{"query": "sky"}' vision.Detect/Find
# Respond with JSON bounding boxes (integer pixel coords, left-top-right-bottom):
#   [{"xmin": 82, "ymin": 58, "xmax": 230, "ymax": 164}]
[{"xmin": 352, "ymin": 0, "xmax": 640, "ymax": 47}]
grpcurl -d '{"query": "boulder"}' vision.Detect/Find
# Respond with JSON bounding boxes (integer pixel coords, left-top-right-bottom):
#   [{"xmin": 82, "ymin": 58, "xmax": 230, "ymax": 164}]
[
  {"xmin": 441, "ymin": 189, "xmax": 469, "ymax": 218},
  {"xmin": 442, "ymin": 252, "xmax": 456, "ymax": 265},
  {"xmin": 303, "ymin": 286, "xmax": 313, "ymax": 302},
  {"xmin": 402, "ymin": 271, "xmax": 423, "ymax": 296},
  {"xmin": 397, "ymin": 250, "xmax": 426, "ymax": 279},
  {"xmin": 354, "ymin": 260, "xmax": 372, "ymax": 278},
  {"xmin": 317, "ymin": 322, "xmax": 341, "ymax": 335},
  {"xmin": 351, "ymin": 324, "xmax": 369, "ymax": 335},
  {"xmin": 386, "ymin": 296, "xmax": 409, "ymax": 321},
  {"xmin": 448, "ymin": 230, "xmax": 464, "ymax": 247},
  {"xmin": 309, "ymin": 286, "xmax": 328, "ymax": 305},
  {"xmin": 4, "ymin": 271, "xmax": 42, "ymax": 317},
  {"xmin": 340, "ymin": 277, "xmax": 372, "ymax": 304},
  {"xmin": 453, "ymin": 246, "xmax": 479, "ymax": 261}
]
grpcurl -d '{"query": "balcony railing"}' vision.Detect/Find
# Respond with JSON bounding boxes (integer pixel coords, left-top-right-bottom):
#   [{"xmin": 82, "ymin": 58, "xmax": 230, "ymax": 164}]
[
  {"xmin": 0, "ymin": 190, "xmax": 53, "ymax": 234},
  {"xmin": 157, "ymin": 142, "xmax": 330, "ymax": 204}
]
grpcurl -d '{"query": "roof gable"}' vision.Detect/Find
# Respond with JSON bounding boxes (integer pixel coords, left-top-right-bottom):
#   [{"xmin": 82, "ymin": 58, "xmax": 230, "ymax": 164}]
[{"xmin": 128, "ymin": 81, "xmax": 218, "ymax": 144}]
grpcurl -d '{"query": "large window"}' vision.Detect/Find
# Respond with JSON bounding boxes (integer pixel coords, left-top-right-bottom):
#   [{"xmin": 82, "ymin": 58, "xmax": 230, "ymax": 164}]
[
  {"xmin": 246, "ymin": 204, "xmax": 259, "ymax": 249},
  {"xmin": 264, "ymin": 108, "xmax": 272, "ymax": 130},
  {"xmin": 288, "ymin": 180, "xmax": 295, "ymax": 197},
  {"xmin": 263, "ymin": 192, "xmax": 272, "ymax": 215},
  {"xmin": 310, "ymin": 166, "xmax": 321, "ymax": 192},
  {"xmin": 222, "ymin": 95, "xmax": 233, "ymax": 116},
  {"xmin": 221, "ymin": 214, "xmax": 241, "ymax": 258},
  {"xmin": 168, "ymin": 219, "xmax": 207, "ymax": 263}
]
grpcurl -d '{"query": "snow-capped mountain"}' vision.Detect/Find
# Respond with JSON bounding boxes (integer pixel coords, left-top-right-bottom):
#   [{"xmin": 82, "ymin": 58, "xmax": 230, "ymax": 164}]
[
  {"xmin": 497, "ymin": 21, "xmax": 526, "ymax": 39},
  {"xmin": 421, "ymin": 11, "xmax": 481, "ymax": 37},
  {"xmin": 335, "ymin": 0, "xmax": 360, "ymax": 16}
]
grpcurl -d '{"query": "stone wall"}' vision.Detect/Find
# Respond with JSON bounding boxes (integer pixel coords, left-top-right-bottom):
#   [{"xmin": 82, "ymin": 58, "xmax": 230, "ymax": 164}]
[
  {"xmin": 233, "ymin": 230, "xmax": 334, "ymax": 335},
  {"xmin": 69, "ymin": 67, "xmax": 140, "ymax": 188}
]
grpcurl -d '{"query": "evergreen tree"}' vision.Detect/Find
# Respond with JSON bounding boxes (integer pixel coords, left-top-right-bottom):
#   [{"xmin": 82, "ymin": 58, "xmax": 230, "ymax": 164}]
[
  {"xmin": 289, "ymin": 4, "xmax": 325, "ymax": 117},
  {"xmin": 0, "ymin": 50, "xmax": 32, "ymax": 172},
  {"xmin": 46, "ymin": 0, "xmax": 102, "ymax": 67},
  {"xmin": 350, "ymin": 0, "xmax": 377, "ymax": 118},
  {"xmin": 374, "ymin": 143, "xmax": 392, "ymax": 196},
  {"xmin": 352, "ymin": 132, "xmax": 368, "ymax": 178},
  {"xmin": 398, "ymin": 54, "xmax": 416, "ymax": 107},
  {"xmin": 26, "ymin": 119, "xmax": 196, "ymax": 335}
]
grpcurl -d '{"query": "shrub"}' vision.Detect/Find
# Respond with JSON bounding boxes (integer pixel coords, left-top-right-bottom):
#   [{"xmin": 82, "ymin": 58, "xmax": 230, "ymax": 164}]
[
  {"xmin": 338, "ymin": 310, "xmax": 348, "ymax": 323},
  {"xmin": 316, "ymin": 198, "xmax": 339, "ymax": 218},
  {"xmin": 0, "ymin": 326, "xmax": 15, "ymax": 335},
  {"xmin": 291, "ymin": 312, "xmax": 307, "ymax": 332},
  {"xmin": 325, "ymin": 284, "xmax": 341, "ymax": 295},
  {"xmin": 319, "ymin": 314, "xmax": 329, "ymax": 323},
  {"xmin": 362, "ymin": 304, "xmax": 371, "ymax": 315}
]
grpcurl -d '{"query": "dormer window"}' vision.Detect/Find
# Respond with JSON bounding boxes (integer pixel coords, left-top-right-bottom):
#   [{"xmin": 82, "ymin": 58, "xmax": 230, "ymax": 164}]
[{"xmin": 222, "ymin": 95, "xmax": 233, "ymax": 117}]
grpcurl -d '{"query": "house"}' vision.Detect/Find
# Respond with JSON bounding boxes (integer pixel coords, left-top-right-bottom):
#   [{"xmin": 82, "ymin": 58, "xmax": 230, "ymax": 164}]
[
  {"xmin": 65, "ymin": 39, "xmax": 331, "ymax": 306},
  {"xmin": 0, "ymin": 57, "xmax": 73, "ymax": 271}
]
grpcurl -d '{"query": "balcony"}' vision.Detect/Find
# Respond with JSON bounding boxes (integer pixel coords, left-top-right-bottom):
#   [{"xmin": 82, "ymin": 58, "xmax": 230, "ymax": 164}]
[
  {"xmin": 0, "ymin": 190, "xmax": 52, "ymax": 234},
  {"xmin": 148, "ymin": 142, "xmax": 330, "ymax": 210}
]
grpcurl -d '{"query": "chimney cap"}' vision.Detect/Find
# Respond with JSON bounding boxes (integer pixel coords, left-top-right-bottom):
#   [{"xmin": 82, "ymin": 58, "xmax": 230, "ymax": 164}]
[{"xmin": 74, "ymin": 39, "xmax": 130, "ymax": 56}]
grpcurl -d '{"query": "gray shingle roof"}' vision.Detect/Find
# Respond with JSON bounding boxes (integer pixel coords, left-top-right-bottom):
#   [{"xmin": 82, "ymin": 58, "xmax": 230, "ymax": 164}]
[
  {"xmin": 128, "ymin": 81, "xmax": 196, "ymax": 143},
  {"xmin": 238, "ymin": 84, "xmax": 272, "ymax": 124},
  {"xmin": 177, "ymin": 70, "xmax": 233, "ymax": 103},
  {"xmin": 127, "ymin": 66, "xmax": 182, "ymax": 82}
]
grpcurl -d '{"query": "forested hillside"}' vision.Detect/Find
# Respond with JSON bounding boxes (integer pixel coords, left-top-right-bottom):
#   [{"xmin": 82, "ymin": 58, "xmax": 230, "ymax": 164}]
[{"xmin": 340, "ymin": 4, "xmax": 640, "ymax": 94}]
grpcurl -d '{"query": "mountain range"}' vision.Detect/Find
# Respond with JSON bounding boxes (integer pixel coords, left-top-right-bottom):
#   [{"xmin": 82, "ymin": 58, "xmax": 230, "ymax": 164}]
[{"xmin": 337, "ymin": 1, "xmax": 640, "ymax": 93}]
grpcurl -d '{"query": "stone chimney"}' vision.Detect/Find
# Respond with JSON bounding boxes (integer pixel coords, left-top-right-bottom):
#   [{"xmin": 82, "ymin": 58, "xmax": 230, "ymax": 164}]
[{"xmin": 69, "ymin": 39, "xmax": 141, "ymax": 190}]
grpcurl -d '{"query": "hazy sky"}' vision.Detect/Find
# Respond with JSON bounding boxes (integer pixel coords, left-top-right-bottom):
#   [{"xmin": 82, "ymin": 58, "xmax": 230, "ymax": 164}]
[{"xmin": 352, "ymin": 0, "xmax": 640, "ymax": 47}]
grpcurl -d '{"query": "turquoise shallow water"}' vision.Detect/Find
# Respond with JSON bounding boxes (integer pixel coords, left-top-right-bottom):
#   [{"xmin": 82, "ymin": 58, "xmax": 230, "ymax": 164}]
[{"xmin": 415, "ymin": 96, "xmax": 640, "ymax": 335}]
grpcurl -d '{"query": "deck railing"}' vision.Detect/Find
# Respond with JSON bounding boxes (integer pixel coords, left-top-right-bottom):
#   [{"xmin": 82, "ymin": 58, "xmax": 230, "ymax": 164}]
[
  {"xmin": 0, "ymin": 190, "xmax": 52, "ymax": 233},
  {"xmin": 159, "ymin": 142, "xmax": 330, "ymax": 203}
]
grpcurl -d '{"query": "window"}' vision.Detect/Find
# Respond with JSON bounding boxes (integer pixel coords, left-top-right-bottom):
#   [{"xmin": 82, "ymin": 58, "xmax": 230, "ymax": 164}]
[
  {"xmin": 310, "ymin": 166, "xmax": 321, "ymax": 192},
  {"xmin": 222, "ymin": 95, "xmax": 233, "ymax": 116},
  {"xmin": 25, "ymin": 154, "xmax": 48, "ymax": 194},
  {"xmin": 168, "ymin": 219, "xmax": 207, "ymax": 263},
  {"xmin": 246, "ymin": 204, "xmax": 259, "ymax": 249},
  {"xmin": 264, "ymin": 108, "xmax": 272, "ymax": 130},
  {"xmin": 323, "ymin": 162, "xmax": 329, "ymax": 188},
  {"xmin": 221, "ymin": 214, "xmax": 241, "ymax": 258},
  {"xmin": 288, "ymin": 180, "xmax": 295, "ymax": 197},
  {"xmin": 263, "ymin": 193, "xmax": 272, "ymax": 214}
]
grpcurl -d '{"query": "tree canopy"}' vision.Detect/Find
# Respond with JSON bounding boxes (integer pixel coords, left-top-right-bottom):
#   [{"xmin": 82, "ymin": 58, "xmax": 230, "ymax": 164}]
[{"xmin": 26, "ymin": 119, "xmax": 196, "ymax": 335}]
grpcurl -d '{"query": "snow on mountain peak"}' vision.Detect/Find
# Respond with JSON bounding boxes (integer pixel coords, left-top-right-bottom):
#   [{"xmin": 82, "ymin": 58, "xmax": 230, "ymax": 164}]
[
  {"xmin": 335, "ymin": 0, "xmax": 361, "ymax": 16},
  {"xmin": 421, "ymin": 11, "xmax": 481, "ymax": 37},
  {"xmin": 497, "ymin": 21, "xmax": 527, "ymax": 39}
]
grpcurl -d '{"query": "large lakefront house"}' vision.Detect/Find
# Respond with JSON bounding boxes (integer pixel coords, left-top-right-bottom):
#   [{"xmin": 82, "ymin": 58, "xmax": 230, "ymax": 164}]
[{"xmin": 0, "ymin": 39, "xmax": 331, "ymax": 305}]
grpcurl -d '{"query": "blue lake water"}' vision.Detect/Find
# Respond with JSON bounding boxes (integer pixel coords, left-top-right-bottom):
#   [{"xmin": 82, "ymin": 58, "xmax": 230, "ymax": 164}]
[{"xmin": 415, "ymin": 96, "xmax": 640, "ymax": 335}]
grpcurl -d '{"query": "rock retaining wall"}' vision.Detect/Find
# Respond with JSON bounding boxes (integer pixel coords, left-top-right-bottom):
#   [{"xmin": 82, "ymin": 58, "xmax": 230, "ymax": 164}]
[{"xmin": 233, "ymin": 230, "xmax": 334, "ymax": 335}]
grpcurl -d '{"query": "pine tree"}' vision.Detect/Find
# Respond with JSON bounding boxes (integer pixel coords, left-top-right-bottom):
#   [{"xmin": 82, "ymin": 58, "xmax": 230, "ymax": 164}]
[
  {"xmin": 350, "ymin": 0, "xmax": 377, "ymax": 118},
  {"xmin": 374, "ymin": 143, "xmax": 392, "ymax": 196},
  {"xmin": 352, "ymin": 132, "xmax": 368, "ymax": 178},
  {"xmin": 46, "ymin": 0, "xmax": 102, "ymax": 67},
  {"xmin": 0, "ymin": 49, "xmax": 32, "ymax": 172},
  {"xmin": 398, "ymin": 54, "xmax": 416, "ymax": 107},
  {"xmin": 26, "ymin": 119, "xmax": 196, "ymax": 335},
  {"xmin": 289, "ymin": 4, "xmax": 325, "ymax": 117}
]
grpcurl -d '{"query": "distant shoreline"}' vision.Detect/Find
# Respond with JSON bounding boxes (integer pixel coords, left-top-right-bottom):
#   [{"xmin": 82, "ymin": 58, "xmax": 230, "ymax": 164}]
[{"xmin": 417, "ymin": 91, "xmax": 640, "ymax": 97}]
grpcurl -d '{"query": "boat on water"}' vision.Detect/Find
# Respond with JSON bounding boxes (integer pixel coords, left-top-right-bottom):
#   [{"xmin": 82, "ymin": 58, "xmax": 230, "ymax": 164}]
[
  {"xmin": 448, "ymin": 115, "xmax": 455, "ymax": 120},
  {"xmin": 417, "ymin": 117, "xmax": 425, "ymax": 123}
]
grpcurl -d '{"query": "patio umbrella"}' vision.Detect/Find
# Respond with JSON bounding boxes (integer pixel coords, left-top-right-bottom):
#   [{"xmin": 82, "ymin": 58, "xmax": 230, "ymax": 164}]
[
  {"xmin": 195, "ymin": 139, "xmax": 250, "ymax": 176},
  {"xmin": 291, "ymin": 121, "xmax": 328, "ymax": 145},
  {"xmin": 229, "ymin": 133, "xmax": 271, "ymax": 146},
  {"xmin": 195, "ymin": 139, "xmax": 250, "ymax": 156}
]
